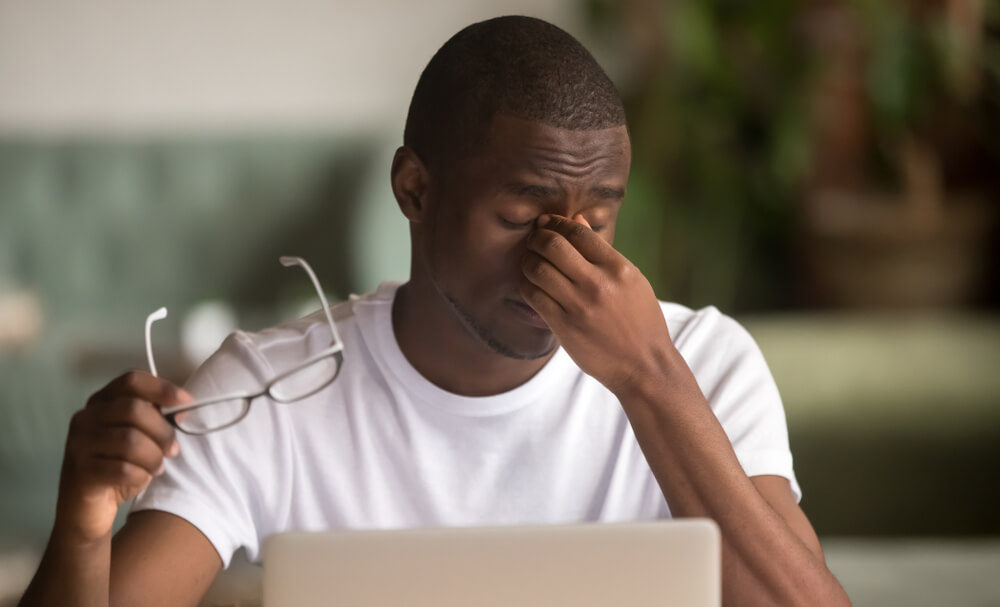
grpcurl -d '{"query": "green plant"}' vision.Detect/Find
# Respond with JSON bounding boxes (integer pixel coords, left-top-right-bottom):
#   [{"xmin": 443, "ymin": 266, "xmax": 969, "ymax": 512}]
[
  {"xmin": 586, "ymin": 0, "xmax": 814, "ymax": 311},
  {"xmin": 857, "ymin": 0, "xmax": 996, "ymax": 192}
]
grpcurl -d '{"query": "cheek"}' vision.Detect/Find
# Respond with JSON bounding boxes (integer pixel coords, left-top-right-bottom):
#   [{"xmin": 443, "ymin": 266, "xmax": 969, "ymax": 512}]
[
  {"xmin": 604, "ymin": 227, "xmax": 617, "ymax": 247},
  {"xmin": 427, "ymin": 207, "xmax": 522, "ymax": 283},
  {"xmin": 463, "ymin": 234, "xmax": 530, "ymax": 287},
  {"xmin": 462, "ymin": 229, "xmax": 527, "ymax": 277},
  {"xmin": 600, "ymin": 218, "xmax": 619, "ymax": 247}
]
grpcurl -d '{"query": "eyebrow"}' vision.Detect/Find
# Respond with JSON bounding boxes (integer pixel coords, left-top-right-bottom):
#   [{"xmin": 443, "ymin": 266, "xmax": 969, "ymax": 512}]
[
  {"xmin": 592, "ymin": 186, "xmax": 626, "ymax": 201},
  {"xmin": 504, "ymin": 182, "xmax": 561, "ymax": 199},
  {"xmin": 504, "ymin": 182, "xmax": 626, "ymax": 203}
]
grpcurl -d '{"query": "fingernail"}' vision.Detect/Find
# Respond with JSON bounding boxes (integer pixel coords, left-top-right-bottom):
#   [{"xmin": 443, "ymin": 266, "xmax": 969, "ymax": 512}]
[
  {"xmin": 537, "ymin": 215, "xmax": 551, "ymax": 227},
  {"xmin": 168, "ymin": 440, "xmax": 181, "ymax": 457},
  {"xmin": 155, "ymin": 462, "xmax": 166, "ymax": 476}
]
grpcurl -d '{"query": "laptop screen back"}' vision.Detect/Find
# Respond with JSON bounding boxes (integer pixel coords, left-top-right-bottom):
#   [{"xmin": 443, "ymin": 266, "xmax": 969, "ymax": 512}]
[{"xmin": 262, "ymin": 520, "xmax": 721, "ymax": 607}]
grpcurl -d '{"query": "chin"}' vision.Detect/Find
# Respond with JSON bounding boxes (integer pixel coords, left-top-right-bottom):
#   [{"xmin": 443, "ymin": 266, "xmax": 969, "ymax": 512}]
[
  {"xmin": 494, "ymin": 332, "xmax": 558, "ymax": 361},
  {"xmin": 441, "ymin": 289, "xmax": 556, "ymax": 360}
]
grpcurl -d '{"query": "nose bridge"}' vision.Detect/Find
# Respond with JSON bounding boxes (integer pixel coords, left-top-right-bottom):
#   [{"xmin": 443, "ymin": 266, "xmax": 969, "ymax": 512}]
[{"xmin": 549, "ymin": 181, "xmax": 588, "ymax": 219}]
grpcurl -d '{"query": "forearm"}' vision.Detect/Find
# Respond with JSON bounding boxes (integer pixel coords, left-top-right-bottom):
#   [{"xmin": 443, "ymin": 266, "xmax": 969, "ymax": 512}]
[
  {"xmin": 516, "ymin": 214, "xmax": 846, "ymax": 603},
  {"xmin": 617, "ymin": 348, "xmax": 849, "ymax": 607},
  {"xmin": 19, "ymin": 523, "xmax": 110, "ymax": 607}
]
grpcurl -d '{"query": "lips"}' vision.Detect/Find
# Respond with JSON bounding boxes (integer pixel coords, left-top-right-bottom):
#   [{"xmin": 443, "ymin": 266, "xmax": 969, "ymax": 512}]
[{"xmin": 506, "ymin": 299, "xmax": 549, "ymax": 329}]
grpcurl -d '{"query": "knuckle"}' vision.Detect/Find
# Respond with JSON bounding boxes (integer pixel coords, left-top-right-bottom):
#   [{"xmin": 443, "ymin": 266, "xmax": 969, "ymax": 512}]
[
  {"xmin": 523, "ymin": 254, "xmax": 546, "ymax": 278},
  {"xmin": 119, "ymin": 461, "xmax": 150, "ymax": 484},
  {"xmin": 163, "ymin": 425, "xmax": 177, "ymax": 446},
  {"xmin": 535, "ymin": 230, "xmax": 560, "ymax": 254},
  {"xmin": 69, "ymin": 409, "xmax": 88, "ymax": 432},
  {"xmin": 124, "ymin": 397, "xmax": 147, "ymax": 420},
  {"xmin": 109, "ymin": 459, "xmax": 133, "ymax": 479},
  {"xmin": 613, "ymin": 260, "xmax": 634, "ymax": 281},
  {"xmin": 593, "ymin": 277, "xmax": 615, "ymax": 302},
  {"xmin": 122, "ymin": 370, "xmax": 144, "ymax": 392},
  {"xmin": 159, "ymin": 381, "xmax": 180, "ymax": 403},
  {"xmin": 119, "ymin": 427, "xmax": 142, "ymax": 450},
  {"xmin": 84, "ymin": 391, "xmax": 103, "ymax": 409}
]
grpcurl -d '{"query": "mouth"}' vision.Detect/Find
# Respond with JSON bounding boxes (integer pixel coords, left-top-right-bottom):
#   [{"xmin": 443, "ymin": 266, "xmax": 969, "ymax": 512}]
[{"xmin": 505, "ymin": 298, "xmax": 550, "ymax": 329}]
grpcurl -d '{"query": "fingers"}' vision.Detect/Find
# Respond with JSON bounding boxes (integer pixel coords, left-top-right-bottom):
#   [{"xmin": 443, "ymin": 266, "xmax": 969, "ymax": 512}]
[
  {"xmin": 533, "ymin": 214, "xmax": 611, "ymax": 265},
  {"xmin": 87, "ymin": 457, "xmax": 156, "ymax": 494},
  {"xmin": 520, "ymin": 250, "xmax": 573, "ymax": 313},
  {"xmin": 57, "ymin": 372, "xmax": 191, "ymax": 541},
  {"xmin": 99, "ymin": 396, "xmax": 179, "ymax": 455},
  {"xmin": 90, "ymin": 370, "xmax": 193, "ymax": 410},
  {"xmin": 69, "ymin": 399, "xmax": 178, "ymax": 471},
  {"xmin": 524, "ymin": 227, "xmax": 589, "ymax": 287},
  {"xmin": 92, "ymin": 425, "xmax": 170, "ymax": 477},
  {"xmin": 519, "ymin": 276, "xmax": 564, "ymax": 324},
  {"xmin": 73, "ymin": 374, "xmax": 186, "ymax": 486},
  {"xmin": 524, "ymin": 213, "xmax": 622, "ymax": 313},
  {"xmin": 83, "ymin": 372, "xmax": 186, "ymax": 462}
]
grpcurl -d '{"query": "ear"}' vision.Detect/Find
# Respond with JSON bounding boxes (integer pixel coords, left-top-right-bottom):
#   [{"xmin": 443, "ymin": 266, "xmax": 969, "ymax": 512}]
[{"xmin": 390, "ymin": 146, "xmax": 432, "ymax": 223}]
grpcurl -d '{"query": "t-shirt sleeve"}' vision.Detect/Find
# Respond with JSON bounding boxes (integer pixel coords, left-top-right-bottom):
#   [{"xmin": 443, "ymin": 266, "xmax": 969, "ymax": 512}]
[
  {"xmin": 131, "ymin": 331, "xmax": 275, "ymax": 568},
  {"xmin": 670, "ymin": 306, "xmax": 802, "ymax": 502}
]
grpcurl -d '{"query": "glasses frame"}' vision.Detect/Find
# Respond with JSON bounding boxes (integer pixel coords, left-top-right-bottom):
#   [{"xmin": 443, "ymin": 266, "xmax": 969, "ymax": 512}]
[{"xmin": 144, "ymin": 256, "xmax": 344, "ymax": 435}]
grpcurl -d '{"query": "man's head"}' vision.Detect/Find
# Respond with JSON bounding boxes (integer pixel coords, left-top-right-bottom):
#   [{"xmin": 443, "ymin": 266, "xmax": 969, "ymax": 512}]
[
  {"xmin": 403, "ymin": 15, "xmax": 626, "ymax": 173},
  {"xmin": 392, "ymin": 16, "xmax": 630, "ymax": 364}
]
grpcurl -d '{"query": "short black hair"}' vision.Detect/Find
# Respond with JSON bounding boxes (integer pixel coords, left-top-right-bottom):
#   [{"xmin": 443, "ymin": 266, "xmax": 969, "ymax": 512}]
[{"xmin": 403, "ymin": 15, "xmax": 626, "ymax": 170}]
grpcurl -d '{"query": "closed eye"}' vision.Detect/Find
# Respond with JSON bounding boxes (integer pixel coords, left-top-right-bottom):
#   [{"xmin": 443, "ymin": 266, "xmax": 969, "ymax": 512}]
[{"xmin": 500, "ymin": 217, "xmax": 535, "ymax": 230}]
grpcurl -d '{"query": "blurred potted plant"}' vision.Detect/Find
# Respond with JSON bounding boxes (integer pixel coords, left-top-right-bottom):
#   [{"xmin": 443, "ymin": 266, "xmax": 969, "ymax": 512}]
[
  {"xmin": 800, "ymin": 0, "xmax": 999, "ymax": 308},
  {"xmin": 585, "ymin": 0, "xmax": 814, "ymax": 312}
]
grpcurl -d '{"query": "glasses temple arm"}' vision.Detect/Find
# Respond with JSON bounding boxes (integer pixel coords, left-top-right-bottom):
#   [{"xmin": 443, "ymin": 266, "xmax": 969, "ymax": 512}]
[
  {"xmin": 145, "ymin": 307, "xmax": 168, "ymax": 377},
  {"xmin": 279, "ymin": 257, "xmax": 344, "ymax": 347}
]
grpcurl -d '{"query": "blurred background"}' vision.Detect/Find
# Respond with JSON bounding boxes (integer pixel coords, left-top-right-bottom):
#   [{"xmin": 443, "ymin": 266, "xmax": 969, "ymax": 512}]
[{"xmin": 0, "ymin": 0, "xmax": 997, "ymax": 605}]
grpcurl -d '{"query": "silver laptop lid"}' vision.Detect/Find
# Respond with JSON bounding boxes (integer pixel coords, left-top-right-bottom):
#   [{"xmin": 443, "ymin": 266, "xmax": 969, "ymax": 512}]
[{"xmin": 263, "ymin": 520, "xmax": 720, "ymax": 607}]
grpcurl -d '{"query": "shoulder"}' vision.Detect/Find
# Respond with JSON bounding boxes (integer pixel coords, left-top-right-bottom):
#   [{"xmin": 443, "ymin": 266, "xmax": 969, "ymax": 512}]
[
  {"xmin": 655, "ymin": 300, "xmax": 771, "ymax": 389},
  {"xmin": 658, "ymin": 301, "xmax": 754, "ymax": 351},
  {"xmin": 189, "ymin": 283, "xmax": 399, "ymax": 391}
]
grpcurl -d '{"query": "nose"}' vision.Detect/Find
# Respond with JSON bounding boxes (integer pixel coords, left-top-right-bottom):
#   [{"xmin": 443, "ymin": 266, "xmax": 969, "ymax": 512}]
[{"xmin": 572, "ymin": 213, "xmax": 591, "ymax": 229}]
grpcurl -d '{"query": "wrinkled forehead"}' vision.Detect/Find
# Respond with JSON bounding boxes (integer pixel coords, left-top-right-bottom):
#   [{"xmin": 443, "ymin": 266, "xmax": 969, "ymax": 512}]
[{"xmin": 479, "ymin": 115, "xmax": 631, "ymax": 173}]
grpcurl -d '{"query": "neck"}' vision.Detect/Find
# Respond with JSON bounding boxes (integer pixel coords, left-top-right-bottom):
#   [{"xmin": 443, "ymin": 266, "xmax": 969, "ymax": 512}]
[{"xmin": 391, "ymin": 279, "xmax": 554, "ymax": 397}]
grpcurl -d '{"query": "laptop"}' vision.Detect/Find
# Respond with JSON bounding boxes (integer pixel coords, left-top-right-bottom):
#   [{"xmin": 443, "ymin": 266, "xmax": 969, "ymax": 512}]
[{"xmin": 262, "ymin": 519, "xmax": 721, "ymax": 606}]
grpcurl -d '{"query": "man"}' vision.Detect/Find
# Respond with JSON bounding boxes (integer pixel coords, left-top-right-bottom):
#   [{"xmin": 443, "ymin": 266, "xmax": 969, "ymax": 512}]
[{"xmin": 20, "ymin": 15, "xmax": 849, "ymax": 607}]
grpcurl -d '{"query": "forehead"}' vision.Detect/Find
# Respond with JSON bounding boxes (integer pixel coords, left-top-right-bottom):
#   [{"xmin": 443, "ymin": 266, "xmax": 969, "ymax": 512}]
[{"xmin": 475, "ymin": 115, "xmax": 631, "ymax": 179}]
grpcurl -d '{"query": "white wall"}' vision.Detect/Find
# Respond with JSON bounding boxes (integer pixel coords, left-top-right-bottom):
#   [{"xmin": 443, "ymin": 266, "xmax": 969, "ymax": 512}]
[
  {"xmin": 0, "ymin": 0, "xmax": 581, "ymax": 135},
  {"xmin": 0, "ymin": 0, "xmax": 593, "ymax": 293}
]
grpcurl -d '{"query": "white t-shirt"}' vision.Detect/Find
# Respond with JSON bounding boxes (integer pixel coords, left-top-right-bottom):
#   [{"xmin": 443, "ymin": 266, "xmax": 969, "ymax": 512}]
[{"xmin": 133, "ymin": 282, "xmax": 799, "ymax": 567}]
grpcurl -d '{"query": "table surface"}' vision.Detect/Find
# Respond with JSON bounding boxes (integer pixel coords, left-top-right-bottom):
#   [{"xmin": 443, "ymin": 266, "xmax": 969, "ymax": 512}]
[{"xmin": 7, "ymin": 539, "xmax": 997, "ymax": 607}]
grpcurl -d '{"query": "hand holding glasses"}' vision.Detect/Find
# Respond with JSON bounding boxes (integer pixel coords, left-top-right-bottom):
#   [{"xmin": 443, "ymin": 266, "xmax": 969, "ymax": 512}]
[{"xmin": 145, "ymin": 256, "xmax": 344, "ymax": 435}]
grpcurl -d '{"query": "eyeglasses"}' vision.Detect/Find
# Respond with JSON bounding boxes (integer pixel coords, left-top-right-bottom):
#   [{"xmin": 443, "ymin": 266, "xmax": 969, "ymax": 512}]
[{"xmin": 144, "ymin": 256, "xmax": 344, "ymax": 435}]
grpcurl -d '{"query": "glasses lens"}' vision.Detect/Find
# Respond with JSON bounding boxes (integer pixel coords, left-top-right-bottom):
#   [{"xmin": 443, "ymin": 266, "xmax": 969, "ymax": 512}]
[
  {"xmin": 174, "ymin": 399, "xmax": 250, "ymax": 435},
  {"xmin": 268, "ymin": 354, "xmax": 341, "ymax": 402}
]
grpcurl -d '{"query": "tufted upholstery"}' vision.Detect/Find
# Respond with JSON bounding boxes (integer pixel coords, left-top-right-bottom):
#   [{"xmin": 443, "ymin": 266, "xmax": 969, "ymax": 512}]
[{"xmin": 0, "ymin": 136, "xmax": 375, "ymax": 541}]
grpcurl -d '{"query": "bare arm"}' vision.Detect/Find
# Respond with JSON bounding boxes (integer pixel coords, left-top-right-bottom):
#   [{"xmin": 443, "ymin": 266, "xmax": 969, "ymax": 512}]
[
  {"xmin": 109, "ymin": 511, "xmax": 222, "ymax": 607},
  {"xmin": 21, "ymin": 511, "xmax": 220, "ymax": 607},
  {"xmin": 614, "ymin": 362, "xmax": 845, "ymax": 606},
  {"xmin": 18, "ymin": 372, "xmax": 222, "ymax": 607},
  {"xmin": 520, "ymin": 214, "xmax": 849, "ymax": 606}
]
